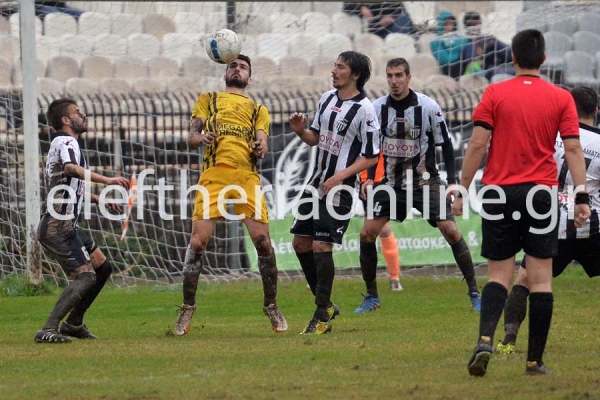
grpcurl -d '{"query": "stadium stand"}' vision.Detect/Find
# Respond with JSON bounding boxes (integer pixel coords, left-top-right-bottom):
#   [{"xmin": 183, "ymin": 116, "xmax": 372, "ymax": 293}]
[{"xmin": 43, "ymin": 13, "xmax": 77, "ymax": 37}]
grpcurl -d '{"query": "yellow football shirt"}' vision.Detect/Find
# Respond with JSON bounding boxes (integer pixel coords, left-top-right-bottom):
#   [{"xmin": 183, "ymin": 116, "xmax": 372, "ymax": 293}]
[{"xmin": 192, "ymin": 92, "xmax": 270, "ymax": 172}]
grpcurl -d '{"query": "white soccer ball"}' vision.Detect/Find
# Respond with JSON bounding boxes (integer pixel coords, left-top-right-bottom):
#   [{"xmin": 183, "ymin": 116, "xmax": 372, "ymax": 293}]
[{"xmin": 205, "ymin": 29, "xmax": 242, "ymax": 64}]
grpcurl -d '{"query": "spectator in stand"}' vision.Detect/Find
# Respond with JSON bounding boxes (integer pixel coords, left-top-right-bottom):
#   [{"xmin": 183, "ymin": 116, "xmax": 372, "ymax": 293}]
[
  {"xmin": 35, "ymin": 1, "xmax": 84, "ymax": 20},
  {"xmin": 343, "ymin": 2, "xmax": 415, "ymax": 38},
  {"xmin": 462, "ymin": 12, "xmax": 513, "ymax": 80},
  {"xmin": 430, "ymin": 11, "xmax": 471, "ymax": 79}
]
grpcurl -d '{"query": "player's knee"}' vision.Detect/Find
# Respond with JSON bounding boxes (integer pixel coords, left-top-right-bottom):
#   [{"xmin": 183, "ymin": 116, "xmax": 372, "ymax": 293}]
[
  {"xmin": 95, "ymin": 260, "xmax": 112, "ymax": 280},
  {"xmin": 75, "ymin": 270, "xmax": 96, "ymax": 290},
  {"xmin": 439, "ymin": 222, "xmax": 460, "ymax": 243},
  {"xmin": 292, "ymin": 236, "xmax": 312, "ymax": 253},
  {"xmin": 189, "ymin": 236, "xmax": 208, "ymax": 253},
  {"xmin": 253, "ymin": 234, "xmax": 273, "ymax": 257},
  {"xmin": 360, "ymin": 228, "xmax": 378, "ymax": 243}
]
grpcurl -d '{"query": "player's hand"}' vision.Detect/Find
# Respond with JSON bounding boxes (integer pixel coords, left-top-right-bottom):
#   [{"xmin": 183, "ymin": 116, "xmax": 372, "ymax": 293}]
[
  {"xmin": 289, "ymin": 112, "xmax": 307, "ymax": 134},
  {"xmin": 574, "ymin": 203, "xmax": 591, "ymax": 228},
  {"xmin": 360, "ymin": 179, "xmax": 374, "ymax": 200},
  {"xmin": 105, "ymin": 202, "xmax": 122, "ymax": 214},
  {"xmin": 323, "ymin": 174, "xmax": 343, "ymax": 195},
  {"xmin": 109, "ymin": 176, "xmax": 129, "ymax": 189},
  {"xmin": 252, "ymin": 140, "xmax": 266, "ymax": 159},
  {"xmin": 446, "ymin": 184, "xmax": 459, "ymax": 202},
  {"xmin": 451, "ymin": 196, "xmax": 464, "ymax": 216},
  {"xmin": 201, "ymin": 131, "xmax": 218, "ymax": 146}
]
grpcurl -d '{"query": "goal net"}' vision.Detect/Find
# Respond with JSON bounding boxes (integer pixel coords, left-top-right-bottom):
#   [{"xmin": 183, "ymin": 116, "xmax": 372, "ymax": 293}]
[{"xmin": 0, "ymin": 1, "xmax": 588, "ymax": 286}]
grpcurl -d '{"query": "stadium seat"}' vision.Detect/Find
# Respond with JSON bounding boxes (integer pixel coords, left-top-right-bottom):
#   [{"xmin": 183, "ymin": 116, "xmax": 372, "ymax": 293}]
[
  {"xmin": 458, "ymin": 74, "xmax": 489, "ymax": 91},
  {"xmin": 483, "ymin": 12, "xmax": 516, "ymax": 44},
  {"xmin": 404, "ymin": 2, "xmax": 436, "ymax": 26},
  {"xmin": 154, "ymin": 1, "xmax": 189, "ymax": 16},
  {"xmin": 354, "ymin": 33, "xmax": 385, "ymax": 59},
  {"xmin": 142, "ymin": 14, "xmax": 176, "ymax": 40},
  {"xmin": 313, "ymin": 2, "xmax": 343, "ymax": 15},
  {"xmin": 493, "ymin": 0, "xmax": 523, "ymax": 16},
  {"xmin": 384, "ymin": 33, "xmax": 416, "ymax": 58},
  {"xmin": 59, "ymin": 34, "xmax": 93, "ymax": 62},
  {"xmin": 0, "ymin": 35, "xmax": 18, "ymax": 62},
  {"xmin": 425, "ymin": 74, "xmax": 459, "ymax": 91},
  {"xmin": 173, "ymin": 12, "xmax": 206, "ymax": 35},
  {"xmin": 544, "ymin": 31, "xmax": 573, "ymax": 69},
  {"xmin": 563, "ymin": 51, "xmax": 598, "ymax": 88},
  {"xmin": 331, "ymin": 13, "xmax": 363, "ymax": 37},
  {"xmin": 417, "ymin": 32, "xmax": 437, "ymax": 55},
  {"xmin": 9, "ymin": 13, "xmax": 42, "ymax": 37},
  {"xmin": 257, "ymin": 33, "xmax": 289, "ymax": 61},
  {"xmin": 280, "ymin": 2, "xmax": 312, "ymax": 16},
  {"xmin": 37, "ymin": 77, "xmax": 65, "ymax": 95},
  {"xmin": 597, "ymin": 52, "xmax": 600, "ymax": 79},
  {"xmin": 288, "ymin": 34, "xmax": 320, "ymax": 61},
  {"xmin": 252, "ymin": 55, "xmax": 278, "ymax": 75},
  {"xmin": 78, "ymin": 12, "xmax": 111, "ymax": 37},
  {"xmin": 93, "ymin": 34, "xmax": 127, "ymax": 58},
  {"xmin": 318, "ymin": 33, "xmax": 353, "ymax": 58},
  {"xmin": 0, "ymin": 56, "xmax": 11, "ymax": 89},
  {"xmin": 127, "ymin": 33, "xmax": 160, "ymax": 61},
  {"xmin": 407, "ymin": 54, "xmax": 441, "ymax": 80},
  {"xmin": 0, "ymin": 16, "xmax": 8, "ymax": 35},
  {"xmin": 490, "ymin": 73, "xmax": 514, "ymax": 83},
  {"xmin": 12, "ymin": 58, "xmax": 46, "ymax": 87},
  {"xmin": 147, "ymin": 55, "xmax": 180, "ymax": 79},
  {"xmin": 43, "ymin": 13, "xmax": 77, "ymax": 37},
  {"xmin": 547, "ymin": 17, "xmax": 577, "ymax": 36},
  {"xmin": 577, "ymin": 14, "xmax": 600, "ymax": 35},
  {"xmin": 65, "ymin": 77, "xmax": 98, "ymax": 95},
  {"xmin": 81, "ymin": 55, "xmax": 114, "ymax": 83},
  {"xmin": 188, "ymin": 2, "xmax": 226, "ymax": 14},
  {"xmin": 166, "ymin": 76, "xmax": 199, "ymax": 93},
  {"xmin": 130, "ymin": 77, "xmax": 164, "ymax": 93},
  {"xmin": 99, "ymin": 77, "xmax": 131, "ymax": 95},
  {"xmin": 410, "ymin": 76, "xmax": 424, "ymax": 92},
  {"xmin": 123, "ymin": 1, "xmax": 155, "ymax": 14},
  {"xmin": 270, "ymin": 12, "xmax": 303, "ymax": 34},
  {"xmin": 300, "ymin": 12, "xmax": 331, "ymax": 35},
  {"xmin": 278, "ymin": 55, "xmax": 311, "ymax": 77},
  {"xmin": 161, "ymin": 33, "xmax": 193, "ymax": 63},
  {"xmin": 237, "ymin": 14, "xmax": 271, "ymax": 35},
  {"xmin": 181, "ymin": 55, "xmax": 223, "ymax": 78},
  {"xmin": 79, "ymin": 1, "xmax": 124, "ymax": 14},
  {"xmin": 111, "ymin": 14, "xmax": 143, "ymax": 38},
  {"xmin": 35, "ymin": 36, "xmax": 61, "ymax": 62},
  {"xmin": 239, "ymin": 34, "xmax": 258, "ymax": 56},
  {"xmin": 114, "ymin": 55, "xmax": 147, "ymax": 79},
  {"xmin": 573, "ymin": 31, "xmax": 600, "ymax": 56},
  {"xmin": 46, "ymin": 55, "xmax": 80, "ymax": 83},
  {"xmin": 311, "ymin": 59, "xmax": 334, "ymax": 78}
]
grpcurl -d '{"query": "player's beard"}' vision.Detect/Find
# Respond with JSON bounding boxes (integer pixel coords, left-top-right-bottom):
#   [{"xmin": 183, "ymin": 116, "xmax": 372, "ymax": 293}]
[
  {"xmin": 225, "ymin": 75, "xmax": 248, "ymax": 89},
  {"xmin": 70, "ymin": 118, "xmax": 87, "ymax": 135}
]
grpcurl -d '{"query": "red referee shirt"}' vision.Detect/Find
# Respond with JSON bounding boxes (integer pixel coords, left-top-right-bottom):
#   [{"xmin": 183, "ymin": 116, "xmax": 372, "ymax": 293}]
[{"xmin": 472, "ymin": 75, "xmax": 579, "ymax": 187}]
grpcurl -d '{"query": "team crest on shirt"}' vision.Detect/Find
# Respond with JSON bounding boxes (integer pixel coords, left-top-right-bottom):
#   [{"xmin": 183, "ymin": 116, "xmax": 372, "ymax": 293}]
[
  {"xmin": 406, "ymin": 126, "xmax": 421, "ymax": 139},
  {"xmin": 335, "ymin": 118, "xmax": 348, "ymax": 132}
]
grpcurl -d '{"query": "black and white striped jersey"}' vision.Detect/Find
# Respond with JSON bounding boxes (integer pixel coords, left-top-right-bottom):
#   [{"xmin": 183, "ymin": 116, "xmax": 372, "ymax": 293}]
[
  {"xmin": 556, "ymin": 123, "xmax": 600, "ymax": 239},
  {"xmin": 44, "ymin": 132, "xmax": 87, "ymax": 226},
  {"xmin": 307, "ymin": 89, "xmax": 380, "ymax": 207},
  {"xmin": 372, "ymin": 90, "xmax": 452, "ymax": 190}
]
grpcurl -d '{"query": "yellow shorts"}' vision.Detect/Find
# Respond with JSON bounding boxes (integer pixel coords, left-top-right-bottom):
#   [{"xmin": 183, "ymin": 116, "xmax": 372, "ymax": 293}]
[{"xmin": 192, "ymin": 164, "xmax": 269, "ymax": 223}]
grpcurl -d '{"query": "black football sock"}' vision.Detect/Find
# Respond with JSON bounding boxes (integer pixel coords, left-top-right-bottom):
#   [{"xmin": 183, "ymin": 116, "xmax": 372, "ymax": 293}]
[
  {"xmin": 360, "ymin": 241, "xmax": 379, "ymax": 297},
  {"xmin": 314, "ymin": 252, "xmax": 335, "ymax": 320},
  {"xmin": 528, "ymin": 292, "xmax": 553, "ymax": 363},
  {"xmin": 182, "ymin": 247, "xmax": 203, "ymax": 306},
  {"xmin": 66, "ymin": 260, "xmax": 112, "ymax": 326},
  {"xmin": 258, "ymin": 253, "xmax": 278, "ymax": 307},
  {"xmin": 42, "ymin": 272, "xmax": 96, "ymax": 331},
  {"xmin": 502, "ymin": 284, "xmax": 530, "ymax": 345},
  {"xmin": 296, "ymin": 250, "xmax": 317, "ymax": 296},
  {"xmin": 478, "ymin": 281, "xmax": 508, "ymax": 341},
  {"xmin": 450, "ymin": 237, "xmax": 478, "ymax": 293}
]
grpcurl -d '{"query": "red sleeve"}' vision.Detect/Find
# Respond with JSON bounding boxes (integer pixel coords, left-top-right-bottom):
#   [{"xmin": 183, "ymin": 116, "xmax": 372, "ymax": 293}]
[
  {"xmin": 558, "ymin": 92, "xmax": 579, "ymax": 140},
  {"xmin": 472, "ymin": 85, "xmax": 494, "ymax": 130}
]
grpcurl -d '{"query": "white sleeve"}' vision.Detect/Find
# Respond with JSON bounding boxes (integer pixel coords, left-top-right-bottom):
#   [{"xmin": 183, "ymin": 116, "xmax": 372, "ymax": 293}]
[
  {"xmin": 359, "ymin": 105, "xmax": 380, "ymax": 158},
  {"xmin": 60, "ymin": 137, "xmax": 80, "ymax": 165}
]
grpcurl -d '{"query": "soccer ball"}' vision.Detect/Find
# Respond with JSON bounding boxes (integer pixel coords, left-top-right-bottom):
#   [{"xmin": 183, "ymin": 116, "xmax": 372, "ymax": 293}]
[{"xmin": 205, "ymin": 29, "xmax": 242, "ymax": 64}]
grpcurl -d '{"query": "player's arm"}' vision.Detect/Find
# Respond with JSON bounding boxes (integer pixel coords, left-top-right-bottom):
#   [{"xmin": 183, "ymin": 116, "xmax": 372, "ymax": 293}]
[
  {"xmin": 64, "ymin": 164, "xmax": 129, "ymax": 188},
  {"xmin": 252, "ymin": 129, "xmax": 268, "ymax": 159},
  {"xmin": 290, "ymin": 112, "xmax": 319, "ymax": 146},
  {"xmin": 563, "ymin": 137, "xmax": 591, "ymax": 226},
  {"xmin": 324, "ymin": 156, "xmax": 379, "ymax": 195},
  {"xmin": 189, "ymin": 116, "xmax": 219, "ymax": 148}
]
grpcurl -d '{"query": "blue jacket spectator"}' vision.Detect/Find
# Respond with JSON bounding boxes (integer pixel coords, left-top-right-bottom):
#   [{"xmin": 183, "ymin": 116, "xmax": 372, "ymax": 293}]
[
  {"xmin": 343, "ymin": 2, "xmax": 415, "ymax": 38},
  {"xmin": 430, "ymin": 10, "xmax": 471, "ymax": 79}
]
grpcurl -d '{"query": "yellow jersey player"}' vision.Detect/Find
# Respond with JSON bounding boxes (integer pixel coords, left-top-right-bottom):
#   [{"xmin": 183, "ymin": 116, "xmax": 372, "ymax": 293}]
[{"xmin": 175, "ymin": 54, "xmax": 288, "ymax": 335}]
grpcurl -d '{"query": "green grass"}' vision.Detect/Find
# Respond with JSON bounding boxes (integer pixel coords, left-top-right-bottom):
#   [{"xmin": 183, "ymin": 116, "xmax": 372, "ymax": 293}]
[{"xmin": 1, "ymin": 271, "xmax": 599, "ymax": 399}]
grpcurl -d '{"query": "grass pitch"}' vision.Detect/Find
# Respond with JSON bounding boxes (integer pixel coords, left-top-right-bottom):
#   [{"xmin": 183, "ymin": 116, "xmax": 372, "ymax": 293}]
[{"xmin": 1, "ymin": 270, "xmax": 599, "ymax": 399}]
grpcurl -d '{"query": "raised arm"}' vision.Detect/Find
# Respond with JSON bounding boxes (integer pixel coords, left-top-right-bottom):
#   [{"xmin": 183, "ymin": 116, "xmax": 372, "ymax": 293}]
[
  {"xmin": 289, "ymin": 112, "xmax": 319, "ymax": 146},
  {"xmin": 64, "ymin": 164, "xmax": 128, "ymax": 188}
]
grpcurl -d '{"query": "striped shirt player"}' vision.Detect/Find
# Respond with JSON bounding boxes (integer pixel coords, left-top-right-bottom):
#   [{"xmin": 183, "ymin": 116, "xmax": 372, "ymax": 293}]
[{"xmin": 291, "ymin": 88, "xmax": 380, "ymax": 243}]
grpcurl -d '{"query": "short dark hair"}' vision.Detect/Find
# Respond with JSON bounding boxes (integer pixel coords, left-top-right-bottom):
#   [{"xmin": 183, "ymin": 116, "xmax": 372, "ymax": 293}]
[
  {"xmin": 571, "ymin": 86, "xmax": 598, "ymax": 119},
  {"xmin": 228, "ymin": 53, "xmax": 252, "ymax": 76},
  {"xmin": 47, "ymin": 98, "xmax": 77, "ymax": 131},
  {"xmin": 463, "ymin": 11, "xmax": 481, "ymax": 26},
  {"xmin": 512, "ymin": 29, "xmax": 545, "ymax": 69},
  {"xmin": 386, "ymin": 58, "xmax": 411, "ymax": 75},
  {"xmin": 338, "ymin": 51, "xmax": 371, "ymax": 92}
]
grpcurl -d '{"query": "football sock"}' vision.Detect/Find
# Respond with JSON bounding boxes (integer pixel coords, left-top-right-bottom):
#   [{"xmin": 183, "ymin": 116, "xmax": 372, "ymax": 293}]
[
  {"xmin": 528, "ymin": 292, "xmax": 553, "ymax": 363},
  {"xmin": 503, "ymin": 284, "xmax": 530, "ymax": 345},
  {"xmin": 479, "ymin": 281, "xmax": 508, "ymax": 341},
  {"xmin": 380, "ymin": 234, "xmax": 400, "ymax": 280},
  {"xmin": 43, "ymin": 272, "xmax": 96, "ymax": 330},
  {"xmin": 360, "ymin": 241, "xmax": 379, "ymax": 297},
  {"xmin": 296, "ymin": 250, "xmax": 317, "ymax": 296},
  {"xmin": 182, "ymin": 246, "xmax": 203, "ymax": 306},
  {"xmin": 450, "ymin": 237, "xmax": 478, "ymax": 293},
  {"xmin": 258, "ymin": 253, "xmax": 278, "ymax": 307},
  {"xmin": 314, "ymin": 252, "xmax": 335, "ymax": 320},
  {"xmin": 66, "ymin": 260, "xmax": 112, "ymax": 326}
]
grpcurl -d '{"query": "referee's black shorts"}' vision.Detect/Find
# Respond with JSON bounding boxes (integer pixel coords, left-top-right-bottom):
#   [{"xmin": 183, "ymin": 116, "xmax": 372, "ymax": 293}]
[{"xmin": 481, "ymin": 183, "xmax": 559, "ymax": 261}]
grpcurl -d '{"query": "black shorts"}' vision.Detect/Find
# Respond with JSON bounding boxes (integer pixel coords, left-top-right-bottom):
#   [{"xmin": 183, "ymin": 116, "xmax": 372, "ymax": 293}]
[
  {"xmin": 481, "ymin": 183, "xmax": 558, "ymax": 261},
  {"xmin": 38, "ymin": 214, "xmax": 97, "ymax": 273},
  {"xmin": 364, "ymin": 179, "xmax": 453, "ymax": 228},
  {"xmin": 522, "ymin": 234, "xmax": 600, "ymax": 278},
  {"xmin": 290, "ymin": 192, "xmax": 352, "ymax": 244}
]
